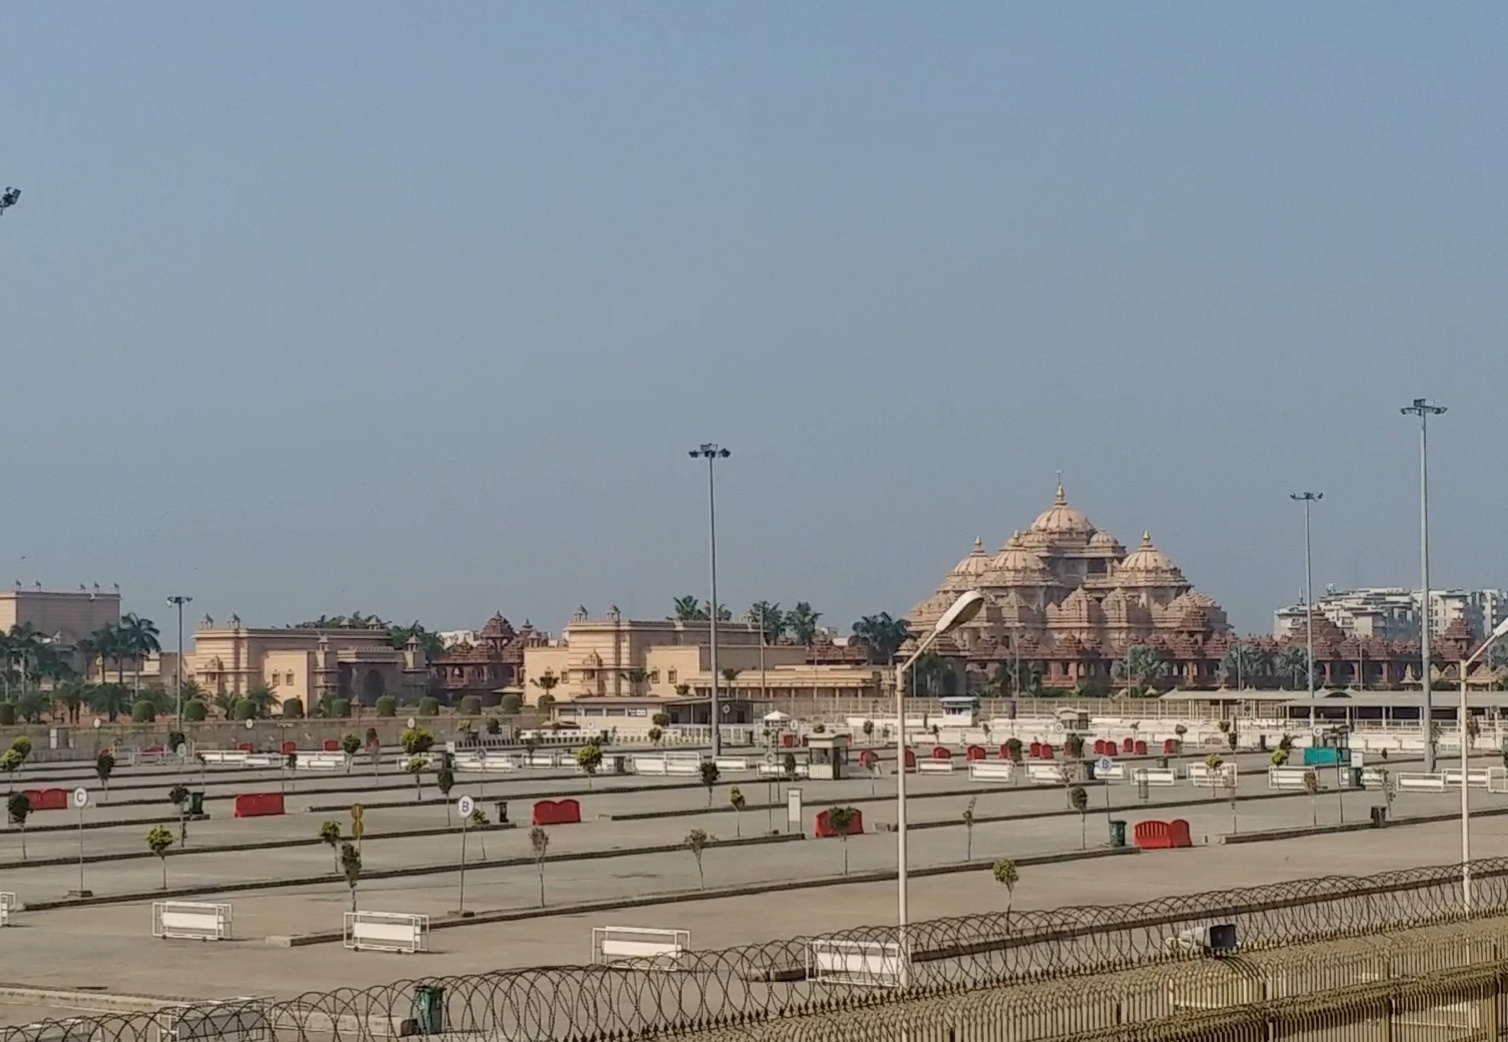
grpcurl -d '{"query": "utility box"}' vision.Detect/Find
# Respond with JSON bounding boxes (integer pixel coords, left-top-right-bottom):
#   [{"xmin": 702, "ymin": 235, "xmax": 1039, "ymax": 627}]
[{"xmin": 806, "ymin": 735, "xmax": 850, "ymax": 780}]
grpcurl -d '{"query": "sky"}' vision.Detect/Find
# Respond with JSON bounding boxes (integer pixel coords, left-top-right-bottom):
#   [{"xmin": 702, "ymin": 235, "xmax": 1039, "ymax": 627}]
[{"xmin": 1, "ymin": 4, "xmax": 1504, "ymax": 638}]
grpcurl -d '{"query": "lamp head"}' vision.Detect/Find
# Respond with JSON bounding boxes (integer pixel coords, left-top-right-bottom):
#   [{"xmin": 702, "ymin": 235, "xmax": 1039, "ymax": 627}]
[{"xmin": 934, "ymin": 590, "xmax": 985, "ymax": 636}]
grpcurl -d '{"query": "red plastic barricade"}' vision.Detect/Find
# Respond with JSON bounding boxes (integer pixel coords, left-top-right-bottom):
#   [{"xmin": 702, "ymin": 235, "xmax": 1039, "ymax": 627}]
[
  {"xmin": 531, "ymin": 798, "xmax": 582, "ymax": 826},
  {"xmin": 236, "ymin": 742, "xmax": 253, "ymax": 752},
  {"xmin": 1000, "ymin": 744, "xmax": 1018, "ymax": 761},
  {"xmin": 814, "ymin": 808, "xmax": 864, "ymax": 838},
  {"xmin": 904, "ymin": 749, "xmax": 917, "ymax": 770},
  {"xmin": 1132, "ymin": 819, "xmax": 1193, "ymax": 850},
  {"xmin": 233, "ymin": 793, "xmax": 286, "ymax": 818},
  {"xmin": 781, "ymin": 734, "xmax": 795, "ymax": 748},
  {"xmin": 858, "ymin": 749, "xmax": 879, "ymax": 769},
  {"xmin": 965, "ymin": 745, "xmax": 986, "ymax": 761},
  {"xmin": 1028, "ymin": 741, "xmax": 1043, "ymax": 758},
  {"xmin": 323, "ymin": 739, "xmax": 339, "ymax": 752},
  {"xmin": 1037, "ymin": 744, "xmax": 1054, "ymax": 760},
  {"xmin": 1091, "ymin": 739, "xmax": 1105, "ymax": 755},
  {"xmin": 1122, "ymin": 737, "xmax": 1134, "ymax": 753},
  {"xmin": 931, "ymin": 746, "xmax": 951, "ymax": 761},
  {"xmin": 1134, "ymin": 740, "xmax": 1148, "ymax": 756},
  {"xmin": 20, "ymin": 788, "xmax": 69, "ymax": 811},
  {"xmin": 280, "ymin": 741, "xmax": 297, "ymax": 755},
  {"xmin": 1163, "ymin": 738, "xmax": 1177, "ymax": 754}
]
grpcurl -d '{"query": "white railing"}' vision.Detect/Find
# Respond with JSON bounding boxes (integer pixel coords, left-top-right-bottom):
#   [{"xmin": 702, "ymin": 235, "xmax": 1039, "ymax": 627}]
[
  {"xmin": 591, "ymin": 926, "xmax": 690, "ymax": 966},
  {"xmin": 918, "ymin": 760, "xmax": 955, "ymax": 774},
  {"xmin": 713, "ymin": 757, "xmax": 752, "ymax": 773},
  {"xmin": 0, "ymin": 892, "xmax": 16, "ymax": 926},
  {"xmin": 1187, "ymin": 763, "xmax": 1239, "ymax": 789},
  {"xmin": 295, "ymin": 754, "xmax": 346, "ymax": 771},
  {"xmin": 757, "ymin": 761, "xmax": 809, "ymax": 779},
  {"xmin": 1096, "ymin": 762, "xmax": 1127, "ymax": 781},
  {"xmin": 1026, "ymin": 764, "xmax": 1065, "ymax": 785},
  {"xmin": 454, "ymin": 751, "xmax": 520, "ymax": 774},
  {"xmin": 1442, "ymin": 768, "xmax": 1491, "ymax": 789},
  {"xmin": 343, "ymin": 911, "xmax": 429, "ymax": 953},
  {"xmin": 806, "ymin": 939, "xmax": 905, "ymax": 987},
  {"xmin": 1269, "ymin": 766, "xmax": 1316, "ymax": 790},
  {"xmin": 1396, "ymin": 773, "xmax": 1448, "ymax": 793},
  {"xmin": 1130, "ymin": 767, "xmax": 1178, "ymax": 787},
  {"xmin": 197, "ymin": 750, "xmax": 250, "ymax": 765},
  {"xmin": 153, "ymin": 901, "xmax": 233, "ymax": 941},
  {"xmin": 968, "ymin": 761, "xmax": 1015, "ymax": 782}
]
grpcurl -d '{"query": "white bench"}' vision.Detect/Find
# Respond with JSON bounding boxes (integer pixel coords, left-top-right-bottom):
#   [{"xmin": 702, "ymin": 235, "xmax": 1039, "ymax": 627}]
[
  {"xmin": 0, "ymin": 892, "xmax": 16, "ymax": 927},
  {"xmin": 757, "ymin": 762, "xmax": 809, "ymax": 778},
  {"xmin": 713, "ymin": 757, "xmax": 752, "ymax": 773},
  {"xmin": 198, "ymin": 750, "xmax": 250, "ymax": 765},
  {"xmin": 1188, "ymin": 763, "xmax": 1238, "ymax": 789},
  {"xmin": 806, "ymin": 939, "xmax": 904, "ymax": 987},
  {"xmin": 1443, "ymin": 768, "xmax": 1491, "ymax": 789},
  {"xmin": 527, "ymin": 753, "xmax": 558, "ymax": 769},
  {"xmin": 153, "ymin": 901, "xmax": 233, "ymax": 941},
  {"xmin": 591, "ymin": 926, "xmax": 690, "ymax": 966},
  {"xmin": 243, "ymin": 754, "xmax": 279, "ymax": 768},
  {"xmin": 156, "ymin": 1001, "xmax": 270, "ymax": 1042},
  {"xmin": 295, "ymin": 754, "xmax": 346, "ymax": 771},
  {"xmin": 454, "ymin": 752, "xmax": 519, "ymax": 774},
  {"xmin": 918, "ymin": 760, "xmax": 955, "ymax": 774},
  {"xmin": 1026, "ymin": 764, "xmax": 1065, "ymax": 785},
  {"xmin": 634, "ymin": 755, "xmax": 669, "ymax": 775},
  {"xmin": 666, "ymin": 759, "xmax": 702, "ymax": 776},
  {"xmin": 1268, "ymin": 766, "xmax": 1315, "ymax": 790},
  {"xmin": 1097, "ymin": 762, "xmax": 1127, "ymax": 781},
  {"xmin": 1130, "ymin": 767, "xmax": 1177, "ymax": 787},
  {"xmin": 1361, "ymin": 767, "xmax": 1388, "ymax": 790},
  {"xmin": 1397, "ymin": 773, "xmax": 1448, "ymax": 793},
  {"xmin": 343, "ymin": 911, "xmax": 429, "ymax": 954},
  {"xmin": 968, "ymin": 761, "xmax": 1015, "ymax": 782}
]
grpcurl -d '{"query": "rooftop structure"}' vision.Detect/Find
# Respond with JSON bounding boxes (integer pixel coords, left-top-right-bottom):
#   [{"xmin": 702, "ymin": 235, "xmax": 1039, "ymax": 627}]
[{"xmin": 1274, "ymin": 587, "xmax": 1508, "ymax": 643}]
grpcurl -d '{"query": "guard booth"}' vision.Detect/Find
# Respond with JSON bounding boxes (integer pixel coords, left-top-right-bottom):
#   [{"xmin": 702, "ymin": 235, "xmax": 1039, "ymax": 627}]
[
  {"xmin": 939, "ymin": 696, "xmax": 980, "ymax": 727},
  {"xmin": 1304, "ymin": 725, "xmax": 1351, "ymax": 766},
  {"xmin": 807, "ymin": 735, "xmax": 850, "ymax": 780}
]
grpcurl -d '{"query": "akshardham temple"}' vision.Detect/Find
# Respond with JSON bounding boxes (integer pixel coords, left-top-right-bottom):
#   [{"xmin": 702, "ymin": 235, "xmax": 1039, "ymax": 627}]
[{"xmin": 907, "ymin": 485, "xmax": 1236, "ymax": 688}]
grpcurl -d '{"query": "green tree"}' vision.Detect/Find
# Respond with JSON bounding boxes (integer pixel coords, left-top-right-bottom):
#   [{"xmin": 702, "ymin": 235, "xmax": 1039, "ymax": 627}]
[
  {"xmin": 1302, "ymin": 769, "xmax": 1320, "ymax": 826},
  {"xmin": 619, "ymin": 669, "xmax": 652, "ymax": 697},
  {"xmin": 530, "ymin": 826, "xmax": 550, "ymax": 907},
  {"xmin": 1273, "ymin": 646, "xmax": 1312, "ymax": 690},
  {"xmin": 281, "ymin": 698, "xmax": 304, "ymax": 719},
  {"xmin": 728, "ymin": 785, "xmax": 746, "ymax": 837},
  {"xmin": 575, "ymin": 743, "xmax": 604, "ymax": 789},
  {"xmin": 183, "ymin": 699, "xmax": 207, "ymax": 722},
  {"xmin": 1219, "ymin": 643, "xmax": 1268, "ymax": 689},
  {"xmin": 375, "ymin": 695, "xmax": 398, "ymax": 717},
  {"xmin": 436, "ymin": 759, "xmax": 456, "ymax": 823},
  {"xmin": 0, "ymin": 749, "xmax": 22, "ymax": 793},
  {"xmin": 685, "ymin": 828, "xmax": 712, "ymax": 889},
  {"xmin": 243, "ymin": 682, "xmax": 277, "ymax": 718},
  {"xmin": 647, "ymin": 726, "xmax": 663, "ymax": 745},
  {"xmin": 1112, "ymin": 645, "xmax": 1171, "ymax": 692},
  {"xmin": 861, "ymin": 719, "xmax": 874, "ymax": 742},
  {"xmin": 788, "ymin": 603, "xmax": 822, "ymax": 646},
  {"xmin": 699, "ymin": 760, "xmax": 720, "ymax": 806},
  {"xmin": 962, "ymin": 796, "xmax": 978, "ymax": 862},
  {"xmin": 318, "ymin": 820, "xmax": 343, "ymax": 872},
  {"xmin": 406, "ymin": 756, "xmax": 427, "ymax": 800},
  {"xmin": 168, "ymin": 784, "xmax": 190, "ymax": 845},
  {"xmin": 7, "ymin": 792, "xmax": 30, "ymax": 860},
  {"xmin": 118, "ymin": 614, "xmax": 161, "ymax": 695},
  {"xmin": 851, "ymin": 613, "xmax": 910, "ymax": 664},
  {"xmin": 400, "ymin": 727, "xmax": 435, "ymax": 756},
  {"xmin": 418, "ymin": 696, "xmax": 440, "ymax": 716},
  {"xmin": 1068, "ymin": 785, "xmax": 1090, "ymax": 849},
  {"xmin": 131, "ymin": 699, "xmax": 156, "ymax": 723},
  {"xmin": 746, "ymin": 602, "xmax": 786, "ymax": 644},
  {"xmin": 340, "ymin": 840, "xmax": 362, "ymax": 911},
  {"xmin": 341, "ymin": 733, "xmax": 362, "ymax": 771},
  {"xmin": 825, "ymin": 806, "xmax": 857, "ymax": 874},
  {"xmin": 992, "ymin": 858, "xmax": 1020, "ymax": 924},
  {"xmin": 499, "ymin": 693, "xmax": 522, "ymax": 715},
  {"xmin": 87, "ymin": 684, "xmax": 132, "ymax": 723},
  {"xmin": 671, "ymin": 595, "xmax": 703, "ymax": 621},
  {"xmin": 146, "ymin": 825, "xmax": 174, "ymax": 888},
  {"xmin": 95, "ymin": 751, "xmax": 115, "ymax": 800},
  {"xmin": 531, "ymin": 670, "xmax": 561, "ymax": 707}
]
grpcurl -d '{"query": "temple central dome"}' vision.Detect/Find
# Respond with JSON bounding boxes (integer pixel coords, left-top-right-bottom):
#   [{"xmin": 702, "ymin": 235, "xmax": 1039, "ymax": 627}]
[{"xmin": 1029, "ymin": 485, "xmax": 1095, "ymax": 538}]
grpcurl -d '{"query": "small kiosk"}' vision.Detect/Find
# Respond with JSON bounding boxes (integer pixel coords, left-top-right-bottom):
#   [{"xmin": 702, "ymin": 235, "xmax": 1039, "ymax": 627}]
[{"xmin": 806, "ymin": 734, "xmax": 851, "ymax": 781}]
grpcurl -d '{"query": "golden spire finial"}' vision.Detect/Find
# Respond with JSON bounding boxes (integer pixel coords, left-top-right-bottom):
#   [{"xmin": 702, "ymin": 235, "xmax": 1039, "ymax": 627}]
[
  {"xmin": 1142, "ymin": 530, "xmax": 1151, "ymax": 544},
  {"xmin": 974, "ymin": 537, "xmax": 983, "ymax": 551}
]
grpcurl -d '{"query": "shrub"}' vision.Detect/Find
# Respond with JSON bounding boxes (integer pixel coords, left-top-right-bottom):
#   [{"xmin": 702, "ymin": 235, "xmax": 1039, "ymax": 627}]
[
  {"xmin": 131, "ymin": 700, "xmax": 156, "ymax": 723},
  {"xmin": 459, "ymin": 695, "xmax": 482, "ymax": 716},
  {"xmin": 485, "ymin": 716, "xmax": 502, "ymax": 735},
  {"xmin": 281, "ymin": 698, "xmax": 304, "ymax": 719},
  {"xmin": 341, "ymin": 733, "xmax": 362, "ymax": 756},
  {"xmin": 183, "ymin": 700, "xmax": 207, "ymax": 722},
  {"xmin": 400, "ymin": 727, "xmax": 435, "ymax": 756},
  {"xmin": 537, "ymin": 694, "xmax": 556, "ymax": 714},
  {"xmin": 499, "ymin": 694, "xmax": 522, "ymax": 715},
  {"xmin": 330, "ymin": 699, "xmax": 352, "ymax": 718},
  {"xmin": 10, "ymin": 736, "xmax": 32, "ymax": 760},
  {"xmin": 418, "ymin": 696, "xmax": 440, "ymax": 717},
  {"xmin": 651, "ymin": 712, "xmax": 670, "ymax": 727},
  {"xmin": 233, "ymin": 699, "xmax": 257, "ymax": 721},
  {"xmin": 375, "ymin": 695, "xmax": 398, "ymax": 717},
  {"xmin": 0, "ymin": 704, "xmax": 14, "ymax": 726}
]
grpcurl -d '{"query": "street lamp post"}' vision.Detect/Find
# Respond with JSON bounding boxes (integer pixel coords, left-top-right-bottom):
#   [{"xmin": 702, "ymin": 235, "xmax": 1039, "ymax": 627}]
[
  {"xmin": 1455, "ymin": 616, "xmax": 1508, "ymax": 911},
  {"xmin": 1290, "ymin": 493, "xmax": 1323, "ymax": 730},
  {"xmin": 689, "ymin": 445, "xmax": 730, "ymax": 757},
  {"xmin": 894, "ymin": 589, "xmax": 985, "ymax": 987},
  {"xmin": 1401, "ymin": 399, "xmax": 1446, "ymax": 772},
  {"xmin": 166, "ymin": 596, "xmax": 192, "ymax": 726}
]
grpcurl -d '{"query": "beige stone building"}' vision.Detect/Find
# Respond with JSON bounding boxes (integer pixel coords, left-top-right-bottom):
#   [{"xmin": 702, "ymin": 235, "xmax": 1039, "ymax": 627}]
[
  {"xmin": 521, "ymin": 607, "xmax": 883, "ymax": 718},
  {"xmin": 0, "ymin": 586, "xmax": 121, "ymax": 645},
  {"xmin": 182, "ymin": 615, "xmax": 427, "ymax": 708}
]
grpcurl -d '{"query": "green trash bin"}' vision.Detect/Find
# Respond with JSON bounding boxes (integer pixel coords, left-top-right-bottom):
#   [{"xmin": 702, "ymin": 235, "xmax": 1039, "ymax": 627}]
[
  {"xmin": 413, "ymin": 985, "xmax": 446, "ymax": 1035},
  {"xmin": 1108, "ymin": 820, "xmax": 1127, "ymax": 848},
  {"xmin": 187, "ymin": 791, "xmax": 205, "ymax": 817}
]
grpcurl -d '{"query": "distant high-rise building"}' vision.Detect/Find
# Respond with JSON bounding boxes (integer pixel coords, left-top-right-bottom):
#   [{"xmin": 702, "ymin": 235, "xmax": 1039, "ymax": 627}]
[{"xmin": 1273, "ymin": 587, "xmax": 1508, "ymax": 644}]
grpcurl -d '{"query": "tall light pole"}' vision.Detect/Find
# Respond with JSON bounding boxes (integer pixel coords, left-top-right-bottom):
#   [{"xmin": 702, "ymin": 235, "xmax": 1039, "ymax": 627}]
[
  {"xmin": 1455, "ymin": 616, "xmax": 1508, "ymax": 911},
  {"xmin": 689, "ymin": 445, "xmax": 730, "ymax": 757},
  {"xmin": 894, "ymin": 589, "xmax": 984, "ymax": 987},
  {"xmin": 166, "ymin": 596, "xmax": 192, "ymax": 726},
  {"xmin": 1402, "ymin": 398, "xmax": 1446, "ymax": 772},
  {"xmin": 1290, "ymin": 492, "xmax": 1323, "ymax": 729}
]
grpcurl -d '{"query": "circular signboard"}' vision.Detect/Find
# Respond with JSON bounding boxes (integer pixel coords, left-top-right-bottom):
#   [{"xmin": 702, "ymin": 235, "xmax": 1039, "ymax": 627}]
[
  {"xmin": 1097, "ymin": 756, "xmax": 1114, "ymax": 774},
  {"xmin": 72, "ymin": 787, "xmax": 89, "ymax": 809},
  {"xmin": 458, "ymin": 795, "xmax": 475, "ymax": 818}
]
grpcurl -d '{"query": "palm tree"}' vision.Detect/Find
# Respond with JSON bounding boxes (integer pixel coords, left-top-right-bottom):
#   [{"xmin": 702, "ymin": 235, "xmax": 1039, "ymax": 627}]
[
  {"xmin": 54, "ymin": 677, "xmax": 90, "ymax": 724},
  {"xmin": 118, "ymin": 614, "xmax": 162, "ymax": 695},
  {"xmin": 671, "ymin": 596, "xmax": 703, "ymax": 621},
  {"xmin": 788, "ymin": 602, "xmax": 822, "ymax": 646},
  {"xmin": 1273, "ymin": 647, "xmax": 1311, "ymax": 690},
  {"xmin": 746, "ymin": 602, "xmax": 786, "ymax": 644},
  {"xmin": 244, "ymin": 683, "xmax": 277, "ymax": 718},
  {"xmin": 87, "ymin": 684, "xmax": 132, "ymax": 723},
  {"xmin": 210, "ymin": 689, "xmax": 238, "ymax": 719},
  {"xmin": 851, "ymin": 613, "xmax": 910, "ymax": 664},
  {"xmin": 531, "ymin": 670, "xmax": 561, "ymax": 705},
  {"xmin": 83, "ymin": 624, "xmax": 127, "ymax": 685},
  {"xmin": 1113, "ymin": 645, "xmax": 1171, "ymax": 693},
  {"xmin": 1219, "ymin": 643, "xmax": 1268, "ymax": 689},
  {"xmin": 620, "ymin": 669, "xmax": 652, "ymax": 697}
]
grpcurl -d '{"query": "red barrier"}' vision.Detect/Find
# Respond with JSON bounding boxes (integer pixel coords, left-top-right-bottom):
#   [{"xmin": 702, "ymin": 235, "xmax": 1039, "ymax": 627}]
[
  {"xmin": 858, "ymin": 749, "xmax": 879, "ymax": 769},
  {"xmin": 904, "ymin": 749, "xmax": 917, "ymax": 770},
  {"xmin": 1122, "ymin": 737, "xmax": 1134, "ymax": 753},
  {"xmin": 1091, "ymin": 739, "xmax": 1105, "ymax": 755},
  {"xmin": 1132, "ymin": 819, "xmax": 1193, "ymax": 850},
  {"xmin": 20, "ymin": 788, "xmax": 69, "ymax": 811},
  {"xmin": 1163, "ymin": 738, "xmax": 1177, "ymax": 754},
  {"xmin": 814, "ymin": 808, "xmax": 865, "ymax": 838},
  {"xmin": 1134, "ymin": 740, "xmax": 1148, "ymax": 756},
  {"xmin": 233, "ymin": 793, "xmax": 286, "ymax": 818},
  {"xmin": 323, "ymin": 739, "xmax": 339, "ymax": 752},
  {"xmin": 1000, "ymin": 744, "xmax": 1018, "ymax": 761},
  {"xmin": 965, "ymin": 745, "xmax": 986, "ymax": 762},
  {"xmin": 1037, "ymin": 744, "xmax": 1055, "ymax": 760},
  {"xmin": 931, "ymin": 746, "xmax": 951, "ymax": 761},
  {"xmin": 531, "ymin": 798, "xmax": 582, "ymax": 826},
  {"xmin": 279, "ymin": 741, "xmax": 297, "ymax": 755},
  {"xmin": 236, "ymin": 742, "xmax": 253, "ymax": 752},
  {"xmin": 781, "ymin": 734, "xmax": 795, "ymax": 748},
  {"xmin": 1028, "ymin": 741, "xmax": 1043, "ymax": 758}
]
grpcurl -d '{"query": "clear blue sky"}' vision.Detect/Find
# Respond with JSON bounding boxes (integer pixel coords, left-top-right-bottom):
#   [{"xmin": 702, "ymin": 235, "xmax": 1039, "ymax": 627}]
[{"xmin": 1, "ymin": 4, "xmax": 1504, "ymax": 637}]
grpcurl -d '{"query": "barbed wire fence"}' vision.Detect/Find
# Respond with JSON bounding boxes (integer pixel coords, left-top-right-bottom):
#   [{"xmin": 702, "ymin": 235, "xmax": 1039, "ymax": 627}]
[{"xmin": 3, "ymin": 857, "xmax": 1504, "ymax": 1042}]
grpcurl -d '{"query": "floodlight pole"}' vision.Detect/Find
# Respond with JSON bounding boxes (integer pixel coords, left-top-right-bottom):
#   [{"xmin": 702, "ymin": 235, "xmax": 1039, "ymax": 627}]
[
  {"xmin": 689, "ymin": 444, "xmax": 731, "ymax": 757},
  {"xmin": 1401, "ymin": 399, "xmax": 1445, "ymax": 771}
]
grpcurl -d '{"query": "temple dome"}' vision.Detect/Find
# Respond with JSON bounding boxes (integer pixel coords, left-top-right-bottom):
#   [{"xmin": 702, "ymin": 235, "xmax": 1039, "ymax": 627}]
[
  {"xmin": 948, "ymin": 538, "xmax": 993, "ymax": 585},
  {"xmin": 989, "ymin": 532, "xmax": 1052, "ymax": 583},
  {"xmin": 1030, "ymin": 485, "xmax": 1095, "ymax": 538},
  {"xmin": 1088, "ymin": 529, "xmax": 1123, "ymax": 553},
  {"xmin": 1117, "ymin": 532, "xmax": 1185, "ymax": 583}
]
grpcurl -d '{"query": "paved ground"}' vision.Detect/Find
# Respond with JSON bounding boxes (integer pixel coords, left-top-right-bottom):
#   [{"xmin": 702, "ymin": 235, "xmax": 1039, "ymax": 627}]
[{"xmin": 0, "ymin": 748, "xmax": 1491, "ymax": 1022}]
